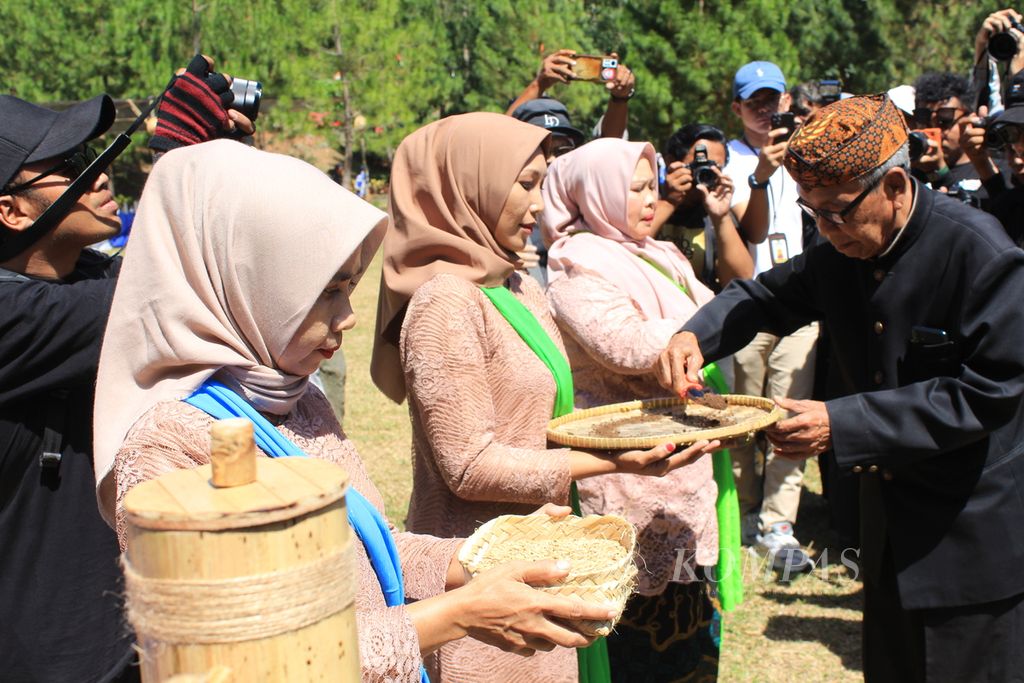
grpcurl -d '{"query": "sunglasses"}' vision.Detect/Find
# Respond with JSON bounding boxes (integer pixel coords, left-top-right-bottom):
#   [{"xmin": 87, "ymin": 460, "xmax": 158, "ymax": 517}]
[
  {"xmin": 2, "ymin": 146, "xmax": 99, "ymax": 195},
  {"xmin": 795, "ymin": 174, "xmax": 883, "ymax": 225},
  {"xmin": 913, "ymin": 106, "xmax": 964, "ymax": 130},
  {"xmin": 790, "ymin": 103, "xmax": 812, "ymax": 118}
]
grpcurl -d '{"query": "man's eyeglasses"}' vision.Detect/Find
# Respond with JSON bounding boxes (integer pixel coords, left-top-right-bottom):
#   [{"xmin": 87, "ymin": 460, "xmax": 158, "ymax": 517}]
[
  {"xmin": 795, "ymin": 175, "xmax": 883, "ymax": 225},
  {"xmin": 546, "ymin": 134, "xmax": 577, "ymax": 159},
  {"xmin": 551, "ymin": 142, "xmax": 577, "ymax": 158},
  {"xmin": 2, "ymin": 146, "xmax": 99, "ymax": 195}
]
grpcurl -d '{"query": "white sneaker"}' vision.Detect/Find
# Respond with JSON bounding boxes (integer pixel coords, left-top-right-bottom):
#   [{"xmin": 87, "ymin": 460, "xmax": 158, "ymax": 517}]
[{"xmin": 754, "ymin": 521, "xmax": 812, "ymax": 573}]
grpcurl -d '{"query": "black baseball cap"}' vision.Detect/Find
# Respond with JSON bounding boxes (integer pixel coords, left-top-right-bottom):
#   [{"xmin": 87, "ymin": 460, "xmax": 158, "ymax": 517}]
[
  {"xmin": 510, "ymin": 97, "xmax": 585, "ymax": 147},
  {"xmin": 0, "ymin": 94, "xmax": 115, "ymax": 189},
  {"xmin": 994, "ymin": 104, "xmax": 1024, "ymax": 126}
]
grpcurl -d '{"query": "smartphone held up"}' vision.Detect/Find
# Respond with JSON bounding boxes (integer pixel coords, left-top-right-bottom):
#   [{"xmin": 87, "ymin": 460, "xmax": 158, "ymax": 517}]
[
  {"xmin": 771, "ymin": 112, "xmax": 796, "ymax": 143},
  {"xmin": 572, "ymin": 55, "xmax": 619, "ymax": 82}
]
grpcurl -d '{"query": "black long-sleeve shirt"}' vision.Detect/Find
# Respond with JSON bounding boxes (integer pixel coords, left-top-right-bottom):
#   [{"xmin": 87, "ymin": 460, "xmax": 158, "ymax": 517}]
[
  {"xmin": 0, "ymin": 250, "xmax": 137, "ymax": 682},
  {"xmin": 683, "ymin": 185, "xmax": 1024, "ymax": 609}
]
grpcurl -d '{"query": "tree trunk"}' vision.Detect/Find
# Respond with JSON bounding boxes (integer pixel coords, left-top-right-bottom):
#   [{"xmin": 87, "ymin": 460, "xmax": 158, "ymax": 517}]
[
  {"xmin": 342, "ymin": 79, "xmax": 353, "ymax": 189},
  {"xmin": 192, "ymin": 0, "xmax": 203, "ymax": 54}
]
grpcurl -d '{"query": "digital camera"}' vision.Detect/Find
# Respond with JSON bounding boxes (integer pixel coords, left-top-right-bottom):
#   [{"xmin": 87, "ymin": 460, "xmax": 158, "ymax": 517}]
[
  {"xmin": 989, "ymin": 18, "xmax": 1024, "ymax": 61},
  {"xmin": 818, "ymin": 78, "xmax": 842, "ymax": 105},
  {"xmin": 688, "ymin": 144, "xmax": 719, "ymax": 190}
]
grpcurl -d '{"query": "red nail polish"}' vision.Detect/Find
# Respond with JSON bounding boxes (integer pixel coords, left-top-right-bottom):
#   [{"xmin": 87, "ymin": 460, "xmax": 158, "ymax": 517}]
[{"xmin": 666, "ymin": 443, "xmax": 675, "ymax": 452}]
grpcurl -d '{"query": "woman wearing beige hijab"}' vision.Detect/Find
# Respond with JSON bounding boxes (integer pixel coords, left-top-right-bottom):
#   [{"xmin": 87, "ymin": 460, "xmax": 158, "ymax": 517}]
[
  {"xmin": 94, "ymin": 140, "xmax": 616, "ymax": 683},
  {"xmin": 372, "ymin": 113, "xmax": 719, "ymax": 683}
]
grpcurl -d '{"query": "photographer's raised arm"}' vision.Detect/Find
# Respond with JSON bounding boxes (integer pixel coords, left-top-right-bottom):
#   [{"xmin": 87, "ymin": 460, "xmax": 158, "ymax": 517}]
[
  {"xmin": 960, "ymin": 105, "xmax": 1002, "ymax": 184},
  {"xmin": 703, "ymin": 171, "xmax": 754, "ymax": 285},
  {"xmin": 649, "ymin": 161, "xmax": 691, "ymax": 234},
  {"xmin": 599, "ymin": 55, "xmax": 634, "ymax": 139},
  {"xmin": 505, "ymin": 49, "xmax": 577, "ymax": 116},
  {"xmin": 733, "ymin": 132, "xmax": 788, "ymax": 245},
  {"xmin": 974, "ymin": 8, "xmax": 1024, "ymax": 73}
]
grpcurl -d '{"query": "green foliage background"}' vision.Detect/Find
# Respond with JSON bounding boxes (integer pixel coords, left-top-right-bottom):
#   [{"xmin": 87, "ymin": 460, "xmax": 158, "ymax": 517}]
[{"xmin": 0, "ymin": 0, "xmax": 1008, "ymax": 177}]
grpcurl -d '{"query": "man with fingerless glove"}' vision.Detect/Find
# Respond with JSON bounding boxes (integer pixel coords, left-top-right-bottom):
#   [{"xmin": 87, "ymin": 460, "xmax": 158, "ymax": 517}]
[{"xmin": 0, "ymin": 54, "xmax": 254, "ymax": 683}]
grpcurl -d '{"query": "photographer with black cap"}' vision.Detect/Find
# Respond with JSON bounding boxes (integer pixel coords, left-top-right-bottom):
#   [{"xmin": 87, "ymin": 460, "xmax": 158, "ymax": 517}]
[{"xmin": 0, "ymin": 55, "xmax": 253, "ymax": 682}]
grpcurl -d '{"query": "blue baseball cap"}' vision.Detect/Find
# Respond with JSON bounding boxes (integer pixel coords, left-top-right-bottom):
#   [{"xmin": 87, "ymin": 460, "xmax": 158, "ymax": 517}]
[{"xmin": 733, "ymin": 61, "xmax": 787, "ymax": 100}]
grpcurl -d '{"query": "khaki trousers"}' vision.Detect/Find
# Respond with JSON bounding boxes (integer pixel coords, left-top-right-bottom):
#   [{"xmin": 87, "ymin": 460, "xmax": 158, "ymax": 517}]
[{"xmin": 731, "ymin": 323, "xmax": 818, "ymax": 530}]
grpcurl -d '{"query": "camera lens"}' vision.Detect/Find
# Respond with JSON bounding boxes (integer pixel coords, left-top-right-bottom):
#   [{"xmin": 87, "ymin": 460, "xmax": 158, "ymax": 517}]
[
  {"xmin": 908, "ymin": 131, "xmax": 928, "ymax": 160},
  {"xmin": 989, "ymin": 20, "xmax": 1024, "ymax": 61},
  {"xmin": 230, "ymin": 78, "xmax": 263, "ymax": 121},
  {"xmin": 986, "ymin": 122, "xmax": 1024, "ymax": 150},
  {"xmin": 985, "ymin": 126, "xmax": 1006, "ymax": 150},
  {"xmin": 695, "ymin": 167, "xmax": 719, "ymax": 189}
]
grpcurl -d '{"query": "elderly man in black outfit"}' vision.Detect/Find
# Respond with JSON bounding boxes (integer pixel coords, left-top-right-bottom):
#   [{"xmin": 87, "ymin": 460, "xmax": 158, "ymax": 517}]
[{"xmin": 655, "ymin": 93, "xmax": 1024, "ymax": 682}]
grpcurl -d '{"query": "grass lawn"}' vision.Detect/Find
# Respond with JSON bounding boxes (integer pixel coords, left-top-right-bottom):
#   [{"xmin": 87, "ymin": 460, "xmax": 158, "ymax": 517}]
[{"xmin": 342, "ymin": 248, "xmax": 863, "ymax": 682}]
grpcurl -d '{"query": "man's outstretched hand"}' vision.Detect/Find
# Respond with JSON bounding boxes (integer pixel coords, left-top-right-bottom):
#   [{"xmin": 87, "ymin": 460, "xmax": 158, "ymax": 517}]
[{"xmin": 654, "ymin": 331, "xmax": 705, "ymax": 398}]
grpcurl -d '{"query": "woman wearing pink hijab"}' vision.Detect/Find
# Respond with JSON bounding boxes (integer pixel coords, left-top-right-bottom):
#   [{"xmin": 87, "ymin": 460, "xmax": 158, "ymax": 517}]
[{"xmin": 543, "ymin": 138, "xmax": 727, "ymax": 681}]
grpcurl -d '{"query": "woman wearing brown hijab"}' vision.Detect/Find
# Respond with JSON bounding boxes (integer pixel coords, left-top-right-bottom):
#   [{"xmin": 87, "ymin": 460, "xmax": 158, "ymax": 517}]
[{"xmin": 372, "ymin": 113, "xmax": 719, "ymax": 683}]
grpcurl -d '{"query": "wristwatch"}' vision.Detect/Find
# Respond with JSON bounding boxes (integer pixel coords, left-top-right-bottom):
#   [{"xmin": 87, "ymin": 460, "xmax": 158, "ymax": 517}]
[{"xmin": 748, "ymin": 173, "xmax": 770, "ymax": 190}]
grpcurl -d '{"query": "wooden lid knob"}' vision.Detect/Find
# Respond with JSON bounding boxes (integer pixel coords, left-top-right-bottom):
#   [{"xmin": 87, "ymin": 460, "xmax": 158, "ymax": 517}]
[{"xmin": 210, "ymin": 418, "xmax": 257, "ymax": 488}]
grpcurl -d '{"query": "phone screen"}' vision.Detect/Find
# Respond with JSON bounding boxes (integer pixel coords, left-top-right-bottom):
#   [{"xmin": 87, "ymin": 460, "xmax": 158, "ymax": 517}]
[
  {"xmin": 573, "ymin": 55, "xmax": 618, "ymax": 82},
  {"xmin": 921, "ymin": 127, "xmax": 943, "ymax": 147}
]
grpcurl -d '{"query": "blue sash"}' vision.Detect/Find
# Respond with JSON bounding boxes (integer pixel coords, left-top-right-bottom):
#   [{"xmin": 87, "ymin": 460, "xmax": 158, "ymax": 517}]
[{"xmin": 185, "ymin": 380, "xmax": 427, "ymax": 682}]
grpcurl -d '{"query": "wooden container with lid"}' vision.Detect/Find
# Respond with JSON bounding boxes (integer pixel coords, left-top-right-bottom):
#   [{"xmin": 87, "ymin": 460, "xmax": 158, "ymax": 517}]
[{"xmin": 122, "ymin": 418, "xmax": 360, "ymax": 682}]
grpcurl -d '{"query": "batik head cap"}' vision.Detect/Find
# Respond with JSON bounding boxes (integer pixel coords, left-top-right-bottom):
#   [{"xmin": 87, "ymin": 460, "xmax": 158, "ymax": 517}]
[{"xmin": 783, "ymin": 93, "xmax": 909, "ymax": 188}]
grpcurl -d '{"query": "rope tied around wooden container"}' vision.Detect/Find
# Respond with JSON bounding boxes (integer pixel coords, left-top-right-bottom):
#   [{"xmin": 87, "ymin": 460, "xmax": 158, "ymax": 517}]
[{"xmin": 122, "ymin": 541, "xmax": 356, "ymax": 644}]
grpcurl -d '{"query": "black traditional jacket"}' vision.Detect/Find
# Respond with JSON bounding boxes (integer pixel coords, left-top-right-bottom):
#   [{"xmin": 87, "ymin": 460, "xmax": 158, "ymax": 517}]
[{"xmin": 685, "ymin": 184, "xmax": 1024, "ymax": 609}]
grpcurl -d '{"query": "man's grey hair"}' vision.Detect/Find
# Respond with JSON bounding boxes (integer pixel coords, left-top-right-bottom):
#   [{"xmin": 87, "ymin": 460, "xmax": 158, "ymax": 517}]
[{"xmin": 857, "ymin": 142, "xmax": 911, "ymax": 189}]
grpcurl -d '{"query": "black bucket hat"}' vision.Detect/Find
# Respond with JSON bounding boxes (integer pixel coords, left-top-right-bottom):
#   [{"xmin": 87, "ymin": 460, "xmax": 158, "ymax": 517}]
[{"xmin": 0, "ymin": 94, "xmax": 115, "ymax": 189}]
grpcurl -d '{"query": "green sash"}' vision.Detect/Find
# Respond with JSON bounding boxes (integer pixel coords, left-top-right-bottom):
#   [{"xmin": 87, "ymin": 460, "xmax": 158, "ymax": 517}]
[
  {"xmin": 701, "ymin": 364, "xmax": 744, "ymax": 612},
  {"xmin": 636, "ymin": 253, "xmax": 689, "ymax": 296},
  {"xmin": 479, "ymin": 285, "xmax": 611, "ymax": 683}
]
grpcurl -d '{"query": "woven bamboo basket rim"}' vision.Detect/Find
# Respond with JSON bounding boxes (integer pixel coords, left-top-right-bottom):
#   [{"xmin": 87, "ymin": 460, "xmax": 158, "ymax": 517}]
[
  {"xmin": 459, "ymin": 514, "xmax": 637, "ymax": 636},
  {"xmin": 547, "ymin": 394, "xmax": 782, "ymax": 450},
  {"xmin": 458, "ymin": 513, "xmax": 637, "ymax": 579}
]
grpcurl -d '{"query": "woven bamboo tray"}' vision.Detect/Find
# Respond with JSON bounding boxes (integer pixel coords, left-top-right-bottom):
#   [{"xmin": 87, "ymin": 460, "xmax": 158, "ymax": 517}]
[
  {"xmin": 458, "ymin": 514, "xmax": 637, "ymax": 637},
  {"xmin": 547, "ymin": 394, "xmax": 781, "ymax": 450}
]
